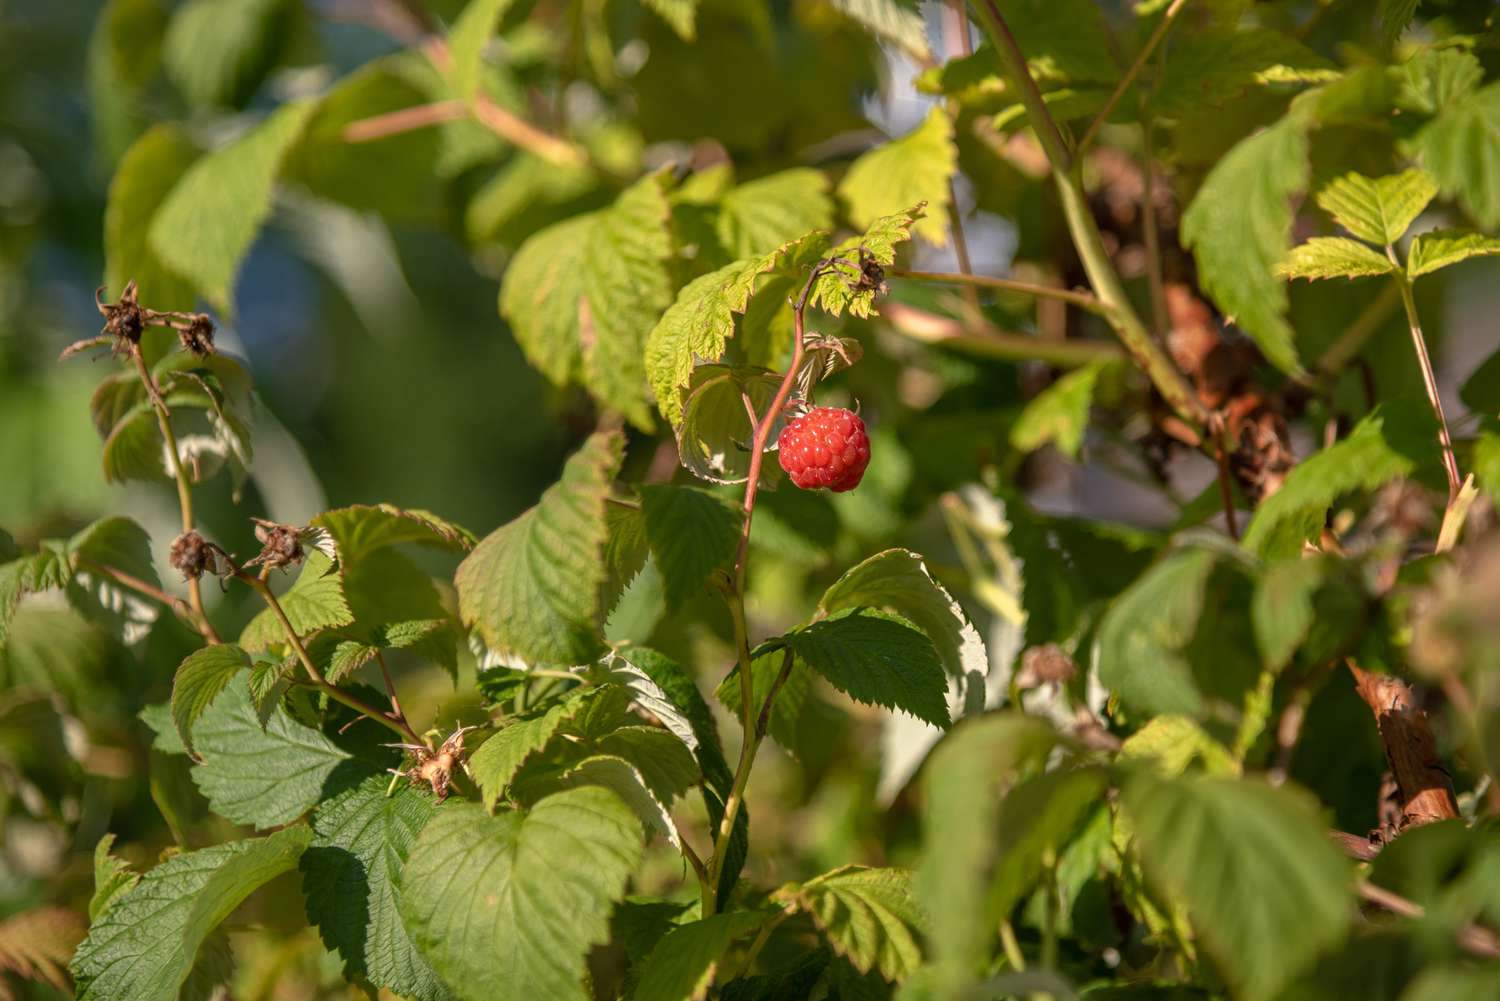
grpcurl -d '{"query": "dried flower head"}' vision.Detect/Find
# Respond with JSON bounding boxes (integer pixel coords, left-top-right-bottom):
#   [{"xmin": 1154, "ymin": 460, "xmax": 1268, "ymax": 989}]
[
  {"xmin": 177, "ymin": 314, "xmax": 216, "ymax": 357},
  {"xmin": 98, "ymin": 280, "xmax": 145, "ymax": 346},
  {"xmin": 850, "ymin": 247, "xmax": 889, "ymax": 297},
  {"xmin": 389, "ymin": 725, "xmax": 477, "ymax": 801},
  {"xmin": 1015, "ymin": 643, "xmax": 1077, "ymax": 689},
  {"xmin": 169, "ymin": 531, "xmax": 233, "ymax": 581},
  {"xmin": 246, "ymin": 518, "xmax": 305, "ymax": 571}
]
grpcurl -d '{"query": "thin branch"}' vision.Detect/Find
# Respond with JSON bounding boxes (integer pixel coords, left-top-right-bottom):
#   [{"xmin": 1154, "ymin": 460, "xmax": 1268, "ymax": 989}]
[
  {"xmin": 130, "ymin": 345, "xmax": 221, "ymax": 644},
  {"xmin": 882, "ymin": 302, "xmax": 1125, "ymax": 368},
  {"xmin": 1076, "ymin": 0, "xmax": 1190, "ymax": 155},
  {"xmin": 1213, "ymin": 438, "xmax": 1240, "ymax": 539},
  {"xmin": 241, "ymin": 572, "xmax": 422, "ymax": 746},
  {"xmin": 78, "ymin": 559, "xmax": 200, "ymax": 631},
  {"xmin": 1386, "ymin": 249, "xmax": 1461, "ymax": 501},
  {"xmin": 1358, "ymin": 880, "xmax": 1500, "ymax": 959},
  {"xmin": 420, "ymin": 38, "xmax": 587, "ymax": 168},
  {"xmin": 756, "ymin": 649, "xmax": 796, "ymax": 740},
  {"xmin": 968, "ymin": 0, "xmax": 1211, "ymax": 431},
  {"xmin": 705, "ymin": 263, "xmax": 832, "ymax": 916},
  {"xmin": 1346, "ymin": 660, "xmax": 1458, "ymax": 829},
  {"xmin": 1139, "ymin": 120, "xmax": 1169, "ymax": 339},
  {"xmin": 891, "ymin": 269, "xmax": 1107, "ymax": 314},
  {"xmin": 343, "ymin": 100, "xmax": 468, "ymax": 142},
  {"xmin": 374, "ymin": 650, "xmax": 403, "ymax": 719},
  {"xmin": 1315, "ymin": 283, "xmax": 1400, "ymax": 378}
]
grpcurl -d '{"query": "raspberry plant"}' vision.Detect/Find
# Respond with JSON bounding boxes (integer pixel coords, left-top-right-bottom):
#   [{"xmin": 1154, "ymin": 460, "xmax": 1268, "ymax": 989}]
[{"xmin": 4, "ymin": 0, "xmax": 1500, "ymax": 999}]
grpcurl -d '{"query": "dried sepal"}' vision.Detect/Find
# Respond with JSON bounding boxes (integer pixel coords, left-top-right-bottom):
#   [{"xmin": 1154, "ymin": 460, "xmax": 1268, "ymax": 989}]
[{"xmin": 388, "ymin": 724, "xmax": 478, "ymax": 801}]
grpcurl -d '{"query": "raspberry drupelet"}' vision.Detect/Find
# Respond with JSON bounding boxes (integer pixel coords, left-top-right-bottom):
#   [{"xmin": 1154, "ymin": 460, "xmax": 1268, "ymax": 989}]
[{"xmin": 776, "ymin": 406, "xmax": 870, "ymax": 492}]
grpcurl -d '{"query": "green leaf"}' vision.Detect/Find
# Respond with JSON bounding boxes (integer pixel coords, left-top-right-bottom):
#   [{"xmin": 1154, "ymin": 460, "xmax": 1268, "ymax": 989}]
[
  {"xmin": 827, "ymin": 0, "xmax": 930, "ymax": 62},
  {"xmin": 717, "ymin": 168, "xmax": 834, "ymax": 260},
  {"xmin": 1381, "ymin": 0, "xmax": 1420, "ymax": 47},
  {"xmin": 987, "ymin": 0, "xmax": 1116, "ymax": 85},
  {"xmin": 1407, "ymin": 228, "xmax": 1500, "ymax": 278},
  {"xmin": 1400, "ymin": 964, "xmax": 1500, "ymax": 1001},
  {"xmin": 468, "ymin": 688, "xmax": 594, "ymax": 808},
  {"xmin": 457, "ymin": 430, "xmax": 624, "ymax": 667},
  {"xmin": 715, "ymin": 647, "xmax": 812, "ymax": 752},
  {"xmin": 68, "ymin": 516, "xmax": 158, "ymax": 585},
  {"xmin": 989, "ymin": 767, "xmax": 1110, "ymax": 918},
  {"xmin": 916, "ymin": 713, "xmax": 1057, "ymax": 989},
  {"xmin": 674, "ymin": 364, "xmax": 785, "ymax": 484},
  {"xmin": 1010, "ymin": 362, "xmax": 1105, "ymax": 458},
  {"xmin": 639, "ymin": 485, "xmax": 740, "ymax": 608},
  {"xmin": 810, "ymin": 207, "xmax": 923, "ymax": 318},
  {"xmin": 593, "ymin": 726, "xmax": 699, "ymax": 803},
  {"xmin": 1121, "ymin": 715, "xmax": 1237, "ymax": 777},
  {"xmin": 1277, "ymin": 237, "xmax": 1396, "ymax": 281},
  {"xmin": 642, "ymin": 0, "xmax": 698, "ymax": 40},
  {"xmin": 634, "ymin": 910, "xmax": 769, "ymax": 1001},
  {"xmin": 302, "ymin": 773, "xmax": 451, "ymax": 1000},
  {"xmin": 1474, "ymin": 428, "xmax": 1500, "ymax": 507},
  {"xmin": 1242, "ymin": 401, "xmax": 1431, "ymax": 558},
  {"xmin": 190, "ymin": 674, "xmax": 354, "ymax": 827},
  {"xmin": 500, "ymin": 173, "xmax": 675, "ymax": 429},
  {"xmin": 1181, "ymin": 114, "xmax": 1309, "ymax": 375},
  {"xmin": 104, "ymin": 124, "xmax": 199, "ymax": 310},
  {"xmin": 149, "ymin": 99, "xmax": 316, "ymax": 312},
  {"xmin": 588, "ymin": 651, "xmax": 706, "ymax": 758},
  {"xmin": 1314, "ymin": 170, "xmax": 1437, "ymax": 245},
  {"xmin": 313, "ymin": 504, "xmax": 475, "ymax": 563},
  {"xmin": 1397, "ymin": 48, "xmax": 1482, "ymax": 115},
  {"xmin": 400, "ymin": 790, "xmax": 644, "ymax": 1001},
  {"xmin": 1123, "ymin": 773, "xmax": 1351, "ymax": 1001},
  {"xmin": 646, "ymin": 234, "xmax": 825, "ymax": 426},
  {"xmin": 785, "ymin": 608, "xmax": 950, "ymax": 727},
  {"xmin": 1252, "ymin": 558, "xmax": 1322, "ymax": 674},
  {"xmin": 1412, "ymin": 82, "xmax": 1500, "ymax": 229},
  {"xmin": 1094, "ymin": 548, "xmax": 1219, "ymax": 718},
  {"xmin": 90, "ymin": 834, "xmax": 139, "ymax": 922},
  {"xmin": 71, "ymin": 827, "xmax": 311, "ymax": 1001},
  {"xmin": 448, "ymin": 0, "xmax": 516, "ymax": 103},
  {"xmin": 839, "ymin": 107, "xmax": 955, "ymax": 247},
  {"xmin": 537, "ymin": 754, "xmax": 683, "ymax": 847},
  {"xmin": 170, "ymin": 645, "xmax": 251, "ymax": 756},
  {"xmin": 1150, "ymin": 27, "xmax": 1335, "ymax": 118},
  {"xmin": 790, "ymin": 866, "xmax": 925, "ymax": 980},
  {"xmin": 88, "ymin": 0, "xmax": 169, "ymax": 161},
  {"xmin": 239, "ymin": 551, "xmax": 354, "ymax": 651},
  {"xmin": 818, "ymin": 548, "xmax": 986, "ymax": 682},
  {"xmin": 163, "ymin": 0, "xmax": 287, "ymax": 109}
]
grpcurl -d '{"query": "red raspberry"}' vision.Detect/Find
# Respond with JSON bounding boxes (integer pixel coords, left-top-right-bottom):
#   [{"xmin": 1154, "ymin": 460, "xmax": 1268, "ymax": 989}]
[{"xmin": 776, "ymin": 406, "xmax": 870, "ymax": 492}]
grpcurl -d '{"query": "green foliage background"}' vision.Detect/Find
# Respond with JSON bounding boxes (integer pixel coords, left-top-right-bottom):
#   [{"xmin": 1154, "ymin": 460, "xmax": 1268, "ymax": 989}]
[{"xmin": 3, "ymin": 0, "xmax": 1500, "ymax": 999}]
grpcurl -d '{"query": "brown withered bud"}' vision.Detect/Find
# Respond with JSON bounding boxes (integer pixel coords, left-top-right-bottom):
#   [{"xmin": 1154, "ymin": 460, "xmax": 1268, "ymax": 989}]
[
  {"xmin": 246, "ymin": 518, "xmax": 304, "ymax": 571},
  {"xmin": 169, "ymin": 531, "xmax": 210, "ymax": 580},
  {"xmin": 97, "ymin": 280, "xmax": 145, "ymax": 346},
  {"xmin": 389, "ymin": 725, "xmax": 477, "ymax": 801},
  {"xmin": 1015, "ymin": 643, "xmax": 1077, "ymax": 690},
  {"xmin": 178, "ymin": 314, "xmax": 215, "ymax": 357},
  {"xmin": 851, "ymin": 248, "xmax": 889, "ymax": 297}
]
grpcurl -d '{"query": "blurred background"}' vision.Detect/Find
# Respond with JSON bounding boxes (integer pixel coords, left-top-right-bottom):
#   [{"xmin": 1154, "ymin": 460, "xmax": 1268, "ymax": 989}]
[{"xmin": 4, "ymin": 0, "xmax": 1500, "ymax": 995}]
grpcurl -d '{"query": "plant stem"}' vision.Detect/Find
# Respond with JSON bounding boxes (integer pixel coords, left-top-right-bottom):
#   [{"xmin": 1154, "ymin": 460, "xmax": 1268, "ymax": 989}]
[
  {"xmin": 1214, "ymin": 439, "xmax": 1240, "ymax": 539},
  {"xmin": 1139, "ymin": 120, "xmax": 1169, "ymax": 339},
  {"xmin": 130, "ymin": 345, "xmax": 221, "ymax": 644},
  {"xmin": 1357, "ymin": 880, "xmax": 1500, "ymax": 958},
  {"xmin": 79, "ymin": 559, "xmax": 201, "ymax": 631},
  {"xmin": 241, "ymin": 573, "xmax": 423, "ymax": 746},
  {"xmin": 1386, "ymin": 251, "xmax": 1461, "ymax": 501},
  {"xmin": 1076, "ymin": 0, "xmax": 1190, "ymax": 156},
  {"xmin": 999, "ymin": 919, "xmax": 1027, "ymax": 971},
  {"xmin": 890, "ymin": 269, "xmax": 1107, "ymax": 314},
  {"xmin": 705, "ymin": 265, "xmax": 830, "ymax": 916},
  {"xmin": 882, "ymin": 302, "xmax": 1125, "ymax": 367},
  {"xmin": 968, "ymin": 0, "xmax": 1210, "ymax": 432}
]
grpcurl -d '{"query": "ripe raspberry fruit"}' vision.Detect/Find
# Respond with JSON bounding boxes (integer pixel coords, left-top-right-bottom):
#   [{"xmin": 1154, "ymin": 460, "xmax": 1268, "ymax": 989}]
[{"xmin": 776, "ymin": 406, "xmax": 870, "ymax": 492}]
